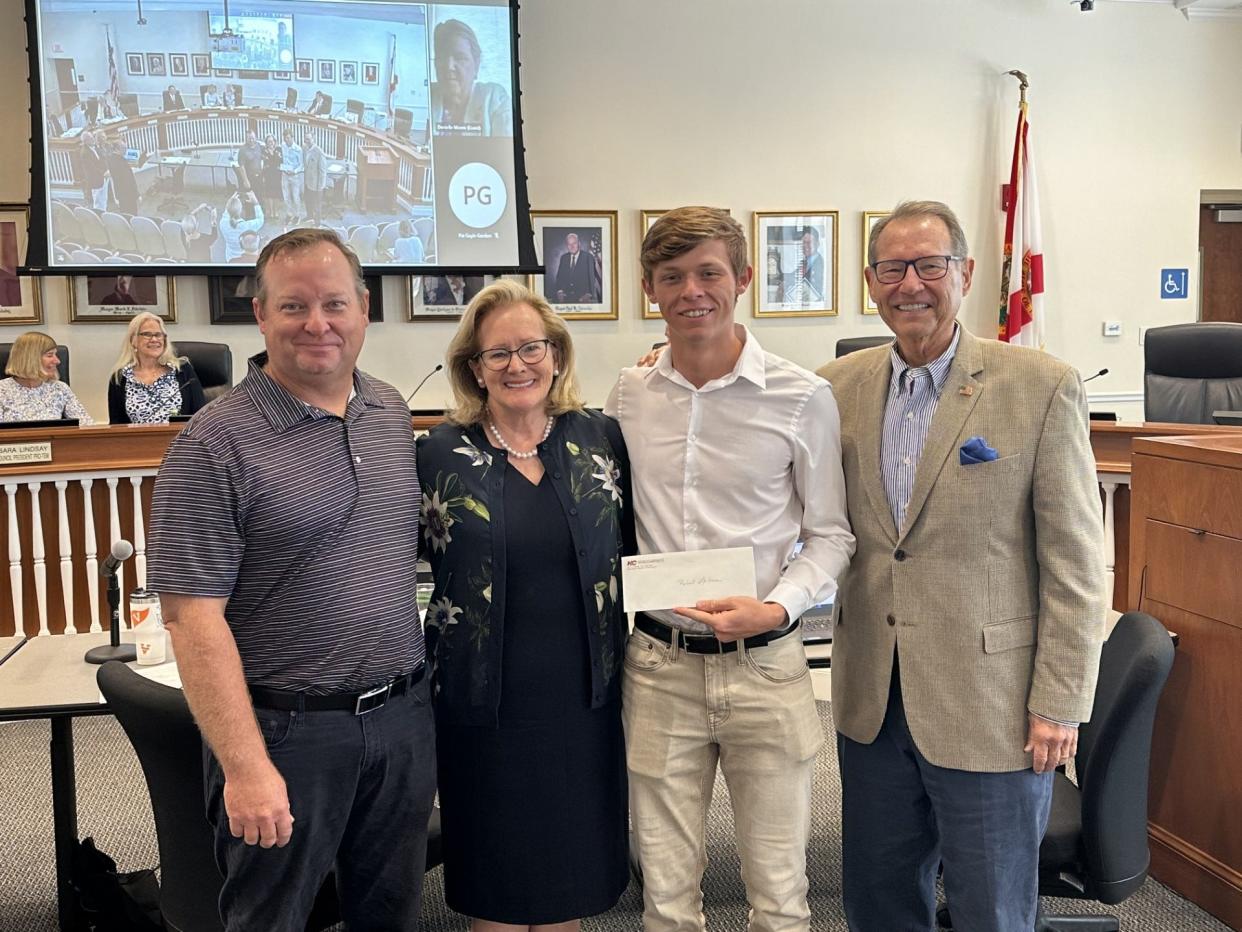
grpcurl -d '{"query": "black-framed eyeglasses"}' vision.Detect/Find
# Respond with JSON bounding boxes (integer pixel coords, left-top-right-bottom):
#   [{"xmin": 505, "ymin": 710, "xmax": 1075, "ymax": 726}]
[
  {"xmin": 870, "ymin": 255, "xmax": 964, "ymax": 285},
  {"xmin": 474, "ymin": 339, "xmax": 553, "ymax": 371},
  {"xmin": 137, "ymin": 331, "xmax": 166, "ymax": 341}
]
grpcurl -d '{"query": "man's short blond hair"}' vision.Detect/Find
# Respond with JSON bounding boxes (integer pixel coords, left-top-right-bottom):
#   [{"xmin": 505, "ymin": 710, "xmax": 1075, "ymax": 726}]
[{"xmin": 640, "ymin": 207, "xmax": 748, "ymax": 283}]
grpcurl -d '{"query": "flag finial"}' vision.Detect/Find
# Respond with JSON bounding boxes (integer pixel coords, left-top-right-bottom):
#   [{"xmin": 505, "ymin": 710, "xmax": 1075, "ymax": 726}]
[{"xmin": 1006, "ymin": 70, "xmax": 1029, "ymax": 105}]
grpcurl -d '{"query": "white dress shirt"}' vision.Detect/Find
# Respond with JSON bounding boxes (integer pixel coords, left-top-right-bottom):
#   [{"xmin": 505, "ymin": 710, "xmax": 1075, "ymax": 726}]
[{"xmin": 606, "ymin": 327, "xmax": 855, "ymax": 633}]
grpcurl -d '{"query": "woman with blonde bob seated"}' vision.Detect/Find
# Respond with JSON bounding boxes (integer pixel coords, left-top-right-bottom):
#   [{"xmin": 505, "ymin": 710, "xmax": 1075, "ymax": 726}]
[
  {"xmin": 417, "ymin": 280, "xmax": 633, "ymax": 932},
  {"xmin": 108, "ymin": 312, "xmax": 208, "ymax": 424},
  {"xmin": 0, "ymin": 331, "xmax": 92, "ymax": 424}
]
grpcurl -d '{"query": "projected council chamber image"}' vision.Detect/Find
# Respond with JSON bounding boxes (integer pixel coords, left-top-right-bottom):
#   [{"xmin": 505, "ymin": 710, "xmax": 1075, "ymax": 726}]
[{"xmin": 33, "ymin": 0, "xmax": 521, "ymax": 270}]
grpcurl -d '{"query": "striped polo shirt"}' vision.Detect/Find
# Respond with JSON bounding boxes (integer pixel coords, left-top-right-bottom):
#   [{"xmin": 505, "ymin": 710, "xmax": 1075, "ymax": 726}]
[
  {"xmin": 148, "ymin": 353, "xmax": 424, "ymax": 693},
  {"xmin": 880, "ymin": 325, "xmax": 960, "ymax": 532}
]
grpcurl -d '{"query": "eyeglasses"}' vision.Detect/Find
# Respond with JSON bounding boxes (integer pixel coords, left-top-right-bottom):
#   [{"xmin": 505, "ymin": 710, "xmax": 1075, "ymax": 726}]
[
  {"xmin": 474, "ymin": 339, "xmax": 553, "ymax": 371},
  {"xmin": 137, "ymin": 331, "xmax": 166, "ymax": 342},
  {"xmin": 870, "ymin": 255, "xmax": 964, "ymax": 285}
]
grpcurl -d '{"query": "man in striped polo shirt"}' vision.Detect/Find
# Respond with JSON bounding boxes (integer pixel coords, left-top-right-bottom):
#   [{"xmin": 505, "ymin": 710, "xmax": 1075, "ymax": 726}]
[{"xmin": 148, "ymin": 228, "xmax": 433, "ymax": 932}]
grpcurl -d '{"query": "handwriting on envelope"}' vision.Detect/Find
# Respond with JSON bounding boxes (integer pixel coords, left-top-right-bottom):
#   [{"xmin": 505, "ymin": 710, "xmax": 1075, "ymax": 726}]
[{"xmin": 621, "ymin": 547, "xmax": 757, "ymax": 614}]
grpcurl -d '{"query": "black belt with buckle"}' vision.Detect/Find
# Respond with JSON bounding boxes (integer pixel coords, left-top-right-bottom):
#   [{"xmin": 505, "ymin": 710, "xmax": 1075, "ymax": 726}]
[
  {"xmin": 249, "ymin": 665, "xmax": 425, "ymax": 715},
  {"xmin": 634, "ymin": 613, "xmax": 800, "ymax": 655}
]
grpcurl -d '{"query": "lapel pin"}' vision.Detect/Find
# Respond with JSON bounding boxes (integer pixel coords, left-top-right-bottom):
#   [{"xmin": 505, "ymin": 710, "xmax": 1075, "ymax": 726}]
[{"xmin": 959, "ymin": 385, "xmax": 974, "ymax": 397}]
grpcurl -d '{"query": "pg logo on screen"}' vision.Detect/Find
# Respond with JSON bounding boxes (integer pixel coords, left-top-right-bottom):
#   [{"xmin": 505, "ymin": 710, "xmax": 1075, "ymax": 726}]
[{"xmin": 448, "ymin": 162, "xmax": 507, "ymax": 229}]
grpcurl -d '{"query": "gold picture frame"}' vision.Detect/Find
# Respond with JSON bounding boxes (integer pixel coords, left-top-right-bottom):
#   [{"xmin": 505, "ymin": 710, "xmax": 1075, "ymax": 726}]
[
  {"xmin": 68, "ymin": 276, "xmax": 177, "ymax": 323},
  {"xmin": 752, "ymin": 211, "xmax": 838, "ymax": 318},
  {"xmin": 0, "ymin": 203, "xmax": 43, "ymax": 326},
  {"xmin": 528, "ymin": 210, "xmax": 618, "ymax": 320},
  {"xmin": 861, "ymin": 211, "xmax": 890, "ymax": 315},
  {"xmin": 407, "ymin": 275, "xmax": 497, "ymax": 321},
  {"xmin": 638, "ymin": 209, "xmax": 671, "ymax": 319}
]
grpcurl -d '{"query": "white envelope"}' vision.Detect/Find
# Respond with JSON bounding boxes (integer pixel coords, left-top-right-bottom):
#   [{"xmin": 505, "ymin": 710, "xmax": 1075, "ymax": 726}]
[{"xmin": 621, "ymin": 547, "xmax": 757, "ymax": 614}]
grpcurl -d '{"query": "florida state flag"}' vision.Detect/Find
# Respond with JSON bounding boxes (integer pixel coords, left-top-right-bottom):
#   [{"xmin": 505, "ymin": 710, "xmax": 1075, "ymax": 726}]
[{"xmin": 998, "ymin": 101, "xmax": 1045, "ymax": 348}]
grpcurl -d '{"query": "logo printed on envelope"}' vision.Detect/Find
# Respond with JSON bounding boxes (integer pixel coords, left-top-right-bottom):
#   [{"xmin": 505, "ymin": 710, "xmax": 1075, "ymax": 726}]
[{"xmin": 622, "ymin": 547, "xmax": 757, "ymax": 614}]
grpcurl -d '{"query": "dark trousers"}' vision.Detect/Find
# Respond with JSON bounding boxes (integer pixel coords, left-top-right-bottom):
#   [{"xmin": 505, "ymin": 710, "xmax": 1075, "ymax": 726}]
[
  {"xmin": 838, "ymin": 661, "xmax": 1052, "ymax": 932},
  {"xmin": 204, "ymin": 678, "xmax": 436, "ymax": 932}
]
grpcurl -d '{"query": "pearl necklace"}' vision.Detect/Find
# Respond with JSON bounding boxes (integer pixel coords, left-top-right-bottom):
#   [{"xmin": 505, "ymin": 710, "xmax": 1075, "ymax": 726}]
[{"xmin": 487, "ymin": 415, "xmax": 554, "ymax": 460}]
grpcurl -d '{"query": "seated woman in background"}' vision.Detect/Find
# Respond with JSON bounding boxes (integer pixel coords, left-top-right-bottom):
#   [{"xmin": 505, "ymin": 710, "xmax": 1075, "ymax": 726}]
[
  {"xmin": 107, "ymin": 312, "xmax": 207, "ymax": 424},
  {"xmin": 0, "ymin": 332, "xmax": 92, "ymax": 424}
]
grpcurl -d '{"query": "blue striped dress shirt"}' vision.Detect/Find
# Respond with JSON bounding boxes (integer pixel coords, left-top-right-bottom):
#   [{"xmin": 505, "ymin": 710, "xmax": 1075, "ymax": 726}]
[{"xmin": 880, "ymin": 325, "xmax": 961, "ymax": 532}]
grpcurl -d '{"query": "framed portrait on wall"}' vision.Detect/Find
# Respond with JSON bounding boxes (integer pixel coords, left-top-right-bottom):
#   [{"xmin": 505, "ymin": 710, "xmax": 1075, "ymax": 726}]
[
  {"xmin": 407, "ymin": 275, "xmax": 496, "ymax": 321},
  {"xmin": 169, "ymin": 53, "xmax": 189, "ymax": 77},
  {"xmin": 211, "ymin": 275, "xmax": 383, "ymax": 323},
  {"xmin": 528, "ymin": 210, "xmax": 617, "ymax": 320},
  {"xmin": 861, "ymin": 211, "xmax": 889, "ymax": 314},
  {"xmin": 192, "ymin": 53, "xmax": 211, "ymax": 77},
  {"xmin": 362, "ymin": 62, "xmax": 380, "ymax": 86},
  {"xmin": 0, "ymin": 204, "xmax": 43, "ymax": 326},
  {"xmin": 272, "ymin": 70, "xmax": 291, "ymax": 81},
  {"xmin": 146, "ymin": 53, "xmax": 167, "ymax": 77},
  {"xmin": 318, "ymin": 60, "xmax": 336, "ymax": 83},
  {"xmin": 639, "ymin": 209, "xmax": 669, "ymax": 320},
  {"xmin": 214, "ymin": 68, "xmax": 234, "ymax": 78},
  {"xmin": 125, "ymin": 53, "xmax": 145, "ymax": 76},
  {"xmin": 69, "ymin": 276, "xmax": 175, "ymax": 323},
  {"xmin": 340, "ymin": 61, "xmax": 358, "ymax": 85},
  {"xmin": 295, "ymin": 59, "xmax": 313, "ymax": 81},
  {"xmin": 752, "ymin": 210, "xmax": 838, "ymax": 317}
]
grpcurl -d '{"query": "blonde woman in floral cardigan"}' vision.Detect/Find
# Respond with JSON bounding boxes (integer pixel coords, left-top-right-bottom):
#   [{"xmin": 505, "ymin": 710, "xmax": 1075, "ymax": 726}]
[{"xmin": 416, "ymin": 281, "xmax": 635, "ymax": 932}]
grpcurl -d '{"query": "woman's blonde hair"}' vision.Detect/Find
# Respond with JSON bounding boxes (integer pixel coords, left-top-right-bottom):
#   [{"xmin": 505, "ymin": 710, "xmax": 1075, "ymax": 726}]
[
  {"xmin": 110, "ymin": 312, "xmax": 185, "ymax": 383},
  {"xmin": 4, "ymin": 331, "xmax": 58, "ymax": 382},
  {"xmin": 444, "ymin": 280, "xmax": 584, "ymax": 426}
]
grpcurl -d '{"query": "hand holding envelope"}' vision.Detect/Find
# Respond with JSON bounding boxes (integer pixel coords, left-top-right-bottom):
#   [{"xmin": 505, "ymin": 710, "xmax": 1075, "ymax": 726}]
[{"xmin": 622, "ymin": 547, "xmax": 788, "ymax": 642}]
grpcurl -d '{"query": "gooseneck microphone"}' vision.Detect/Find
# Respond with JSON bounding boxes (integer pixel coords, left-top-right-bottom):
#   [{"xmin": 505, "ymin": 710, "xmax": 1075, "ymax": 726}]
[
  {"xmin": 85, "ymin": 539, "xmax": 138, "ymax": 665},
  {"xmin": 1082, "ymin": 368, "xmax": 1109, "ymax": 383},
  {"xmin": 406, "ymin": 364, "xmax": 444, "ymax": 408}
]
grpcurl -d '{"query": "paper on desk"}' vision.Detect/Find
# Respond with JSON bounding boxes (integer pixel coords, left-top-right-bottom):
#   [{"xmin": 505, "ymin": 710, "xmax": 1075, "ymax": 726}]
[
  {"xmin": 621, "ymin": 547, "xmax": 756, "ymax": 614},
  {"xmin": 96, "ymin": 661, "xmax": 182, "ymax": 704}
]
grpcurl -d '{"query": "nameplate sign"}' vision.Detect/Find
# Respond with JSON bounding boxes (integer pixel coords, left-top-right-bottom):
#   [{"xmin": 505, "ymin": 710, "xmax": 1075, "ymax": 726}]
[{"xmin": 0, "ymin": 442, "xmax": 53, "ymax": 465}]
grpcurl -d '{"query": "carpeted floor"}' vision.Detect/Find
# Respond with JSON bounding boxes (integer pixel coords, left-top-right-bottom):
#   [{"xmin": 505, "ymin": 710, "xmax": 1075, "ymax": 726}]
[{"xmin": 0, "ymin": 705, "xmax": 1230, "ymax": 931}]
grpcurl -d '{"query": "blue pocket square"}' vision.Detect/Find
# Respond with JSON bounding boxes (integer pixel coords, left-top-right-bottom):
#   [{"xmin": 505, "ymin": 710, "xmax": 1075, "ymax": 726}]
[{"xmin": 960, "ymin": 436, "xmax": 999, "ymax": 465}]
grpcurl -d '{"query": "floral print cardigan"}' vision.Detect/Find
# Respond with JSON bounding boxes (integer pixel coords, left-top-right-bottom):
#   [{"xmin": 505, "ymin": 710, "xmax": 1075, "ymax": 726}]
[{"xmin": 415, "ymin": 409, "xmax": 635, "ymax": 726}]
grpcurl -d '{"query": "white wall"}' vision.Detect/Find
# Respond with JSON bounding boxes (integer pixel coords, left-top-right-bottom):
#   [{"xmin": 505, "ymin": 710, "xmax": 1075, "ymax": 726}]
[{"xmin": 5, "ymin": 0, "xmax": 1242, "ymax": 422}]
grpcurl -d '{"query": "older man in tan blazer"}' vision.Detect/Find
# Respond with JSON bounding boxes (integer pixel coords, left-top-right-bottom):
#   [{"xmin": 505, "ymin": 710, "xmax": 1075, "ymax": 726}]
[{"xmin": 817, "ymin": 200, "xmax": 1106, "ymax": 932}]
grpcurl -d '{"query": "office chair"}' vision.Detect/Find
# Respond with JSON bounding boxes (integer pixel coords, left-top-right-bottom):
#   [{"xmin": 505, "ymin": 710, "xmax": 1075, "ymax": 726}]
[
  {"xmin": 285, "ymin": 87, "xmax": 298, "ymax": 110},
  {"xmin": 118, "ymin": 93, "xmax": 140, "ymax": 118},
  {"xmin": 392, "ymin": 107, "xmax": 413, "ymax": 140},
  {"xmin": 346, "ymin": 98, "xmax": 366, "ymax": 123},
  {"xmin": 1143, "ymin": 322, "xmax": 1242, "ymax": 423},
  {"xmin": 937, "ymin": 611, "xmax": 1175, "ymax": 932},
  {"xmin": 97, "ymin": 662, "xmax": 342, "ymax": 932},
  {"xmin": 230, "ymin": 84, "xmax": 243, "ymax": 107},
  {"xmin": 835, "ymin": 335, "xmax": 892, "ymax": 357},
  {"xmin": 0, "ymin": 343, "xmax": 70, "ymax": 385},
  {"xmin": 173, "ymin": 341, "xmax": 233, "ymax": 402}
]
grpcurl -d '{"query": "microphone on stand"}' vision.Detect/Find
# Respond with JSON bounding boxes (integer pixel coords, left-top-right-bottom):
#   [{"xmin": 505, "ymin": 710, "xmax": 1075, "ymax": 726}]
[
  {"xmin": 1082, "ymin": 368, "xmax": 1109, "ymax": 383},
  {"xmin": 86, "ymin": 540, "xmax": 138, "ymax": 665},
  {"xmin": 406, "ymin": 364, "xmax": 444, "ymax": 413}
]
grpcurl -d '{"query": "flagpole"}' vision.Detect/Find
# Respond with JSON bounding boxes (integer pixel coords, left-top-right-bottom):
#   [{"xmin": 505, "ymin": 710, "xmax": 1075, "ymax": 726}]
[{"xmin": 1006, "ymin": 69, "xmax": 1028, "ymax": 105}]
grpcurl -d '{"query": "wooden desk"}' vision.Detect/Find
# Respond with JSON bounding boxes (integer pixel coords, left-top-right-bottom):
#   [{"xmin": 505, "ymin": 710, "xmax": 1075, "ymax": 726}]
[
  {"xmin": 2, "ymin": 424, "xmax": 182, "ymax": 637},
  {"xmin": 1089, "ymin": 421, "xmax": 1242, "ymax": 612},
  {"xmin": 1129, "ymin": 433, "xmax": 1242, "ymax": 928}
]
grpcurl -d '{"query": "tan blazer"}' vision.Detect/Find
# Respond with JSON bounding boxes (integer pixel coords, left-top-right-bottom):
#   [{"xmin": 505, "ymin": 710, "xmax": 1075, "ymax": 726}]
[{"xmin": 817, "ymin": 328, "xmax": 1106, "ymax": 772}]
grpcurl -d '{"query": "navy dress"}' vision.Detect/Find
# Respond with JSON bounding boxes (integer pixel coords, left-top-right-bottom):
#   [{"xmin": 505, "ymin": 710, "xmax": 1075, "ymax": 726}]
[{"xmin": 435, "ymin": 471, "xmax": 629, "ymax": 924}]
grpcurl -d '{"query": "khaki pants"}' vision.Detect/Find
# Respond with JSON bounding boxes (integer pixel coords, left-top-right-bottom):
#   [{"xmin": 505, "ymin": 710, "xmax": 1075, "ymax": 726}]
[{"xmin": 623, "ymin": 627, "xmax": 824, "ymax": 932}]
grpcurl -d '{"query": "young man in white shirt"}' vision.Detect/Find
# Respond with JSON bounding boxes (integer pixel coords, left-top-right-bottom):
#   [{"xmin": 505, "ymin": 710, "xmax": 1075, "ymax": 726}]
[{"xmin": 606, "ymin": 206, "xmax": 855, "ymax": 932}]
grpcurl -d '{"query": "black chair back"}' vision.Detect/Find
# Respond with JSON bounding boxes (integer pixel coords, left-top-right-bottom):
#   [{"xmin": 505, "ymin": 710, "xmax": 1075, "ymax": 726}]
[
  {"xmin": 230, "ymin": 84, "xmax": 243, "ymax": 106},
  {"xmin": 118, "ymin": 93, "xmax": 140, "ymax": 118},
  {"xmin": 346, "ymin": 98, "xmax": 365, "ymax": 120},
  {"xmin": 174, "ymin": 341, "xmax": 232, "ymax": 401},
  {"xmin": 393, "ymin": 107, "xmax": 413, "ymax": 140},
  {"xmin": 0, "ymin": 342, "xmax": 71, "ymax": 385},
  {"xmin": 835, "ymin": 335, "xmax": 892, "ymax": 357},
  {"xmin": 285, "ymin": 87, "xmax": 298, "ymax": 110},
  {"xmin": 1070, "ymin": 611, "xmax": 1174, "ymax": 904},
  {"xmin": 1144, "ymin": 322, "xmax": 1242, "ymax": 423},
  {"xmin": 97, "ymin": 661, "xmax": 226, "ymax": 932}
]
